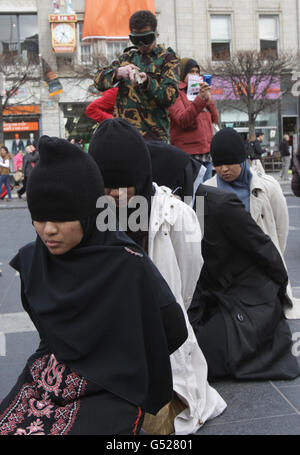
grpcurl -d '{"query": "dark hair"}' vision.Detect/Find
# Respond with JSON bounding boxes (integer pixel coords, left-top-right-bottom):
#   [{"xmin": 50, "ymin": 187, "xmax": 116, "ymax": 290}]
[
  {"xmin": 256, "ymin": 131, "xmax": 264, "ymax": 138},
  {"xmin": 1, "ymin": 145, "xmax": 9, "ymax": 153},
  {"xmin": 129, "ymin": 10, "xmax": 157, "ymax": 32}
]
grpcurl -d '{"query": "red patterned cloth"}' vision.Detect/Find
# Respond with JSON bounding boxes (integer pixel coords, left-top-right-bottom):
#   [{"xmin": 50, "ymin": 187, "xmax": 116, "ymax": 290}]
[{"xmin": 0, "ymin": 348, "xmax": 143, "ymax": 435}]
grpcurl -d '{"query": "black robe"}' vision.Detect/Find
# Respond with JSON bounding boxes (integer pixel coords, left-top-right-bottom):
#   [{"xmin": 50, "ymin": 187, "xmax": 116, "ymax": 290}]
[{"xmin": 188, "ymin": 185, "xmax": 300, "ymax": 381}]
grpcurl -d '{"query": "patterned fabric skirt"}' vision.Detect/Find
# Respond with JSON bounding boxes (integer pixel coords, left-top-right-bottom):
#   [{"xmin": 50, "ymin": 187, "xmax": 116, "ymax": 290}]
[{"xmin": 0, "ymin": 349, "xmax": 144, "ymax": 435}]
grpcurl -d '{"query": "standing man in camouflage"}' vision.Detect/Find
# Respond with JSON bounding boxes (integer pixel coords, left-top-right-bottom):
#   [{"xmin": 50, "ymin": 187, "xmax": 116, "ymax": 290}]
[{"xmin": 94, "ymin": 10, "xmax": 180, "ymax": 142}]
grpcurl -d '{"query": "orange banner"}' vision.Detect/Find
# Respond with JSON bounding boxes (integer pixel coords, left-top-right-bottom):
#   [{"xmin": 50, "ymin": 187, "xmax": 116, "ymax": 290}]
[
  {"xmin": 3, "ymin": 122, "xmax": 39, "ymax": 132},
  {"xmin": 3, "ymin": 105, "xmax": 40, "ymax": 116},
  {"xmin": 82, "ymin": 0, "xmax": 155, "ymax": 39}
]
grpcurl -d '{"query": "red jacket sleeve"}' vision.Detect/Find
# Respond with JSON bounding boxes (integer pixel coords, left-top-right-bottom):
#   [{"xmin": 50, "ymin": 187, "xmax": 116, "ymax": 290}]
[
  {"xmin": 168, "ymin": 93, "xmax": 208, "ymax": 130},
  {"xmin": 85, "ymin": 87, "xmax": 118, "ymax": 123},
  {"xmin": 206, "ymin": 100, "xmax": 219, "ymax": 124}
]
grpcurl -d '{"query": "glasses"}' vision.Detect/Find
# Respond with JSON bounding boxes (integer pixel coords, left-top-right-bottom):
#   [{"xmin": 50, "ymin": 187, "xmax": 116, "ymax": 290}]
[{"xmin": 129, "ymin": 31, "xmax": 157, "ymax": 46}]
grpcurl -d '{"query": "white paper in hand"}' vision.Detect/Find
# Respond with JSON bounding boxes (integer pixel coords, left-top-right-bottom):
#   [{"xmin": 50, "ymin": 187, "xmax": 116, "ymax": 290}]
[{"xmin": 187, "ymin": 75, "xmax": 203, "ymax": 101}]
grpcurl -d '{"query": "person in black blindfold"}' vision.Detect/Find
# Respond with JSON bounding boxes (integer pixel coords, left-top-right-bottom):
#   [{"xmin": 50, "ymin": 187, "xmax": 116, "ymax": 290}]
[
  {"xmin": 88, "ymin": 118, "xmax": 227, "ymax": 435},
  {"xmin": 0, "ymin": 135, "xmax": 188, "ymax": 436}
]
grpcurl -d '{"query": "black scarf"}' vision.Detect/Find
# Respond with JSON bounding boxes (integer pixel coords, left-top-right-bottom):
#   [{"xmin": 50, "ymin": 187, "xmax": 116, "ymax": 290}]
[{"xmin": 10, "ymin": 214, "xmax": 174, "ymax": 414}]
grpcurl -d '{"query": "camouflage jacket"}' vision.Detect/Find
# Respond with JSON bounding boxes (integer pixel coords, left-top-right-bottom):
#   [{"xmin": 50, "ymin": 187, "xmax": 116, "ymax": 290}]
[{"xmin": 94, "ymin": 44, "xmax": 180, "ymax": 142}]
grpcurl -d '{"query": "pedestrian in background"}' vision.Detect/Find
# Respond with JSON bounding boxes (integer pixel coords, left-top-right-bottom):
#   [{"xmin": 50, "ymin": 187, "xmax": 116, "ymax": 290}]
[
  {"xmin": 247, "ymin": 130, "xmax": 267, "ymax": 160},
  {"xmin": 94, "ymin": 9, "xmax": 180, "ymax": 142},
  {"xmin": 247, "ymin": 130, "xmax": 267, "ymax": 175},
  {"xmin": 13, "ymin": 148, "xmax": 24, "ymax": 172},
  {"xmin": 168, "ymin": 58, "xmax": 218, "ymax": 181},
  {"xmin": 17, "ymin": 142, "xmax": 39, "ymax": 199},
  {"xmin": 0, "ymin": 145, "xmax": 12, "ymax": 200},
  {"xmin": 280, "ymin": 134, "xmax": 292, "ymax": 181},
  {"xmin": 12, "ymin": 148, "xmax": 24, "ymax": 188}
]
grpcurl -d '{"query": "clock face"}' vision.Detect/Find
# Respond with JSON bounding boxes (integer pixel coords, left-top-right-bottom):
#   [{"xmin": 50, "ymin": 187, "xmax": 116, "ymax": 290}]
[{"xmin": 53, "ymin": 23, "xmax": 74, "ymax": 44}]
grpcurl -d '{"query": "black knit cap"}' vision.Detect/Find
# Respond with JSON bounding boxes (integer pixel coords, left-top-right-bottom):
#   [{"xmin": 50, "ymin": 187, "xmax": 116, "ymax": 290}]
[
  {"xmin": 210, "ymin": 128, "xmax": 247, "ymax": 167},
  {"xmin": 180, "ymin": 58, "xmax": 200, "ymax": 82},
  {"xmin": 27, "ymin": 135, "xmax": 105, "ymax": 222},
  {"xmin": 88, "ymin": 118, "xmax": 152, "ymax": 193}
]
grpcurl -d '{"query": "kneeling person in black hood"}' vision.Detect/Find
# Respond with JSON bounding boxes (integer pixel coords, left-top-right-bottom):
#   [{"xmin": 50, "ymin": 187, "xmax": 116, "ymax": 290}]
[{"xmin": 0, "ymin": 135, "xmax": 187, "ymax": 436}]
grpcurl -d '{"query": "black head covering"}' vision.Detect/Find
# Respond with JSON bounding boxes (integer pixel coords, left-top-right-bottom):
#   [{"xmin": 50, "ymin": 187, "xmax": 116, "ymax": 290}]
[
  {"xmin": 147, "ymin": 140, "xmax": 189, "ymax": 194},
  {"xmin": 89, "ymin": 118, "xmax": 152, "ymax": 196},
  {"xmin": 88, "ymin": 118, "xmax": 153, "ymax": 244},
  {"xmin": 27, "ymin": 135, "xmax": 104, "ymax": 221},
  {"xmin": 210, "ymin": 128, "xmax": 247, "ymax": 167},
  {"xmin": 11, "ymin": 135, "xmax": 176, "ymax": 415},
  {"xmin": 147, "ymin": 140, "xmax": 205, "ymax": 205}
]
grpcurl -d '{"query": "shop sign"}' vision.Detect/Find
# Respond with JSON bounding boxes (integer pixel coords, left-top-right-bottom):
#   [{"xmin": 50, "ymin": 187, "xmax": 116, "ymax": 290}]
[
  {"xmin": 211, "ymin": 76, "xmax": 281, "ymax": 100},
  {"xmin": 3, "ymin": 122, "xmax": 39, "ymax": 132},
  {"xmin": 3, "ymin": 105, "xmax": 40, "ymax": 116}
]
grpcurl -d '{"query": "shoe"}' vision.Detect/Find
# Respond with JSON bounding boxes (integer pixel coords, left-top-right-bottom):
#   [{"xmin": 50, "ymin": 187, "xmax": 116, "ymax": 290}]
[{"xmin": 18, "ymin": 193, "xmax": 22, "ymax": 199}]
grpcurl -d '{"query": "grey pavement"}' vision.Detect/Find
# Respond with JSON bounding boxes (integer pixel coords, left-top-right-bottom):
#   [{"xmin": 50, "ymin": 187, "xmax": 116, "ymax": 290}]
[{"xmin": 0, "ymin": 172, "xmax": 300, "ymax": 435}]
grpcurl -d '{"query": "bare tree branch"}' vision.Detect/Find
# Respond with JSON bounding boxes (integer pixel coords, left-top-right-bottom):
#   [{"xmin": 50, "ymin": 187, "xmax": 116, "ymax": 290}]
[
  {"xmin": 0, "ymin": 54, "xmax": 40, "ymax": 143},
  {"xmin": 200, "ymin": 50, "xmax": 299, "ymax": 138}
]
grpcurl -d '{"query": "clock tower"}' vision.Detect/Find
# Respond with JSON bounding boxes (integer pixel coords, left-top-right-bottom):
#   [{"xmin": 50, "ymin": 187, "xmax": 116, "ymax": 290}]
[{"xmin": 49, "ymin": 13, "xmax": 77, "ymax": 54}]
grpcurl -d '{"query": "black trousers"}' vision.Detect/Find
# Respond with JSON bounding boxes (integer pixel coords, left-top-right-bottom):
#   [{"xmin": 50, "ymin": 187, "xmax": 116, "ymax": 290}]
[{"xmin": 17, "ymin": 177, "xmax": 27, "ymax": 196}]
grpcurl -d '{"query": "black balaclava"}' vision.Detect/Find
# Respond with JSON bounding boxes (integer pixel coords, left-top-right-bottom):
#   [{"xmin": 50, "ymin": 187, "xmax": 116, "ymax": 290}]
[
  {"xmin": 88, "ymin": 118, "xmax": 153, "ymax": 245},
  {"xmin": 27, "ymin": 135, "xmax": 105, "ymax": 222},
  {"xmin": 210, "ymin": 128, "xmax": 247, "ymax": 167}
]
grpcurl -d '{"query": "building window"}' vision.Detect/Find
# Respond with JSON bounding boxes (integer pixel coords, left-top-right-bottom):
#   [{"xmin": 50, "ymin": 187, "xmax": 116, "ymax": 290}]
[
  {"xmin": 106, "ymin": 40, "xmax": 128, "ymax": 63},
  {"xmin": 211, "ymin": 15, "xmax": 231, "ymax": 61},
  {"xmin": 0, "ymin": 14, "xmax": 39, "ymax": 63},
  {"xmin": 78, "ymin": 22, "xmax": 92, "ymax": 64},
  {"xmin": 259, "ymin": 15, "xmax": 279, "ymax": 58}
]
